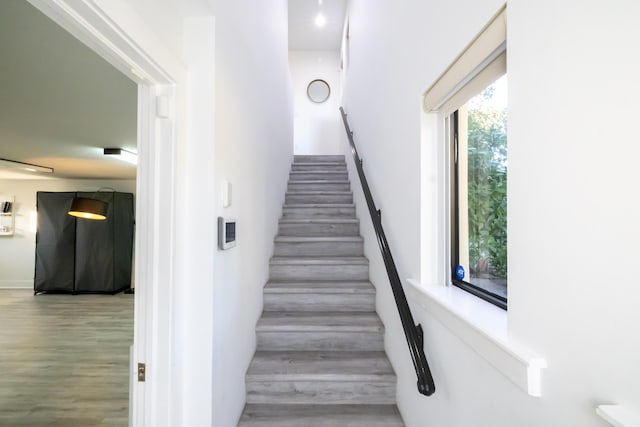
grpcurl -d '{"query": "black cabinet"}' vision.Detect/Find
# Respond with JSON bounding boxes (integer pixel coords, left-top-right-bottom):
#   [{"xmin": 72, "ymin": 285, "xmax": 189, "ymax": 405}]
[{"xmin": 34, "ymin": 191, "xmax": 134, "ymax": 294}]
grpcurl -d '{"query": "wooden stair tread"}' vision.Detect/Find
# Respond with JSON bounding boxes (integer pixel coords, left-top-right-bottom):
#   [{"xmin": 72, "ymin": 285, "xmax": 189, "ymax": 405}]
[
  {"xmin": 270, "ymin": 256, "xmax": 368, "ymax": 265},
  {"xmin": 274, "ymin": 235, "xmax": 363, "ymax": 242},
  {"xmin": 247, "ymin": 351, "xmax": 395, "ymax": 380},
  {"xmin": 279, "ymin": 218, "xmax": 358, "ymax": 224},
  {"xmin": 284, "ymin": 203, "xmax": 355, "ymax": 208},
  {"xmin": 291, "ymin": 162, "xmax": 346, "ymax": 166},
  {"xmin": 257, "ymin": 312, "xmax": 383, "ymax": 332},
  {"xmin": 239, "ymin": 404, "xmax": 403, "ymax": 426},
  {"xmin": 294, "ymin": 155, "xmax": 345, "ymax": 162},
  {"xmin": 288, "ymin": 180, "xmax": 349, "ymax": 183},
  {"xmin": 286, "ymin": 190, "xmax": 352, "ymax": 194},
  {"xmin": 265, "ymin": 281, "xmax": 374, "ymax": 293}
]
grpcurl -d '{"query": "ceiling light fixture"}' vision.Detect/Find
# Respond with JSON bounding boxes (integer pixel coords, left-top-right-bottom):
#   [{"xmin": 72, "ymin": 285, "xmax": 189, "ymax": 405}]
[
  {"xmin": 315, "ymin": 12, "xmax": 326, "ymax": 28},
  {"xmin": 0, "ymin": 157, "xmax": 54, "ymax": 174},
  {"xmin": 104, "ymin": 148, "xmax": 138, "ymax": 165}
]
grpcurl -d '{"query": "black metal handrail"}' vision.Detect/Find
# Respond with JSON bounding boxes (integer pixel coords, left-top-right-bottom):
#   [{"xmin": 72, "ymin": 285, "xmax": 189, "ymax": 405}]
[{"xmin": 339, "ymin": 107, "xmax": 435, "ymax": 396}]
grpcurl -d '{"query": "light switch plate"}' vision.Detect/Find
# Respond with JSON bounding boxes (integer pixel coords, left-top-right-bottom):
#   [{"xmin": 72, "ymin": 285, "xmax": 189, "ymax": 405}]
[{"xmin": 222, "ymin": 180, "xmax": 232, "ymax": 208}]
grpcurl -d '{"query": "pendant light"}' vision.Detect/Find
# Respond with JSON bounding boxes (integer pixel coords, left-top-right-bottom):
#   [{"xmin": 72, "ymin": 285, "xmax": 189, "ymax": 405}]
[
  {"xmin": 67, "ymin": 187, "xmax": 115, "ymax": 220},
  {"xmin": 68, "ymin": 197, "xmax": 108, "ymax": 220}
]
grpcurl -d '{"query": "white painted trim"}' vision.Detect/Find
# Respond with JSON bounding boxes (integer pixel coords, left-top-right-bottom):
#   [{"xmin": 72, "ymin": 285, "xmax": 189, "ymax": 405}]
[
  {"xmin": 133, "ymin": 83, "xmax": 153, "ymax": 427},
  {"xmin": 145, "ymin": 84, "xmax": 178, "ymax": 427},
  {"xmin": 26, "ymin": 0, "xmax": 176, "ymax": 85},
  {"xmin": 129, "ymin": 344, "xmax": 135, "ymax": 426},
  {"xmin": 0, "ymin": 280, "xmax": 33, "ymax": 289},
  {"xmin": 406, "ymin": 278, "xmax": 546, "ymax": 396},
  {"xmin": 131, "ymin": 83, "xmax": 178, "ymax": 427},
  {"xmin": 23, "ymin": 2, "xmax": 183, "ymax": 426},
  {"xmin": 597, "ymin": 405, "xmax": 640, "ymax": 427},
  {"xmin": 174, "ymin": 17, "xmax": 216, "ymax": 427},
  {"xmin": 423, "ymin": 6, "xmax": 506, "ymax": 112}
]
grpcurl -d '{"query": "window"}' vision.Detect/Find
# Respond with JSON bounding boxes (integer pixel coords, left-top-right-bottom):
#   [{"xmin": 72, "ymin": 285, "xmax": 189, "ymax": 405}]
[
  {"xmin": 450, "ymin": 75, "xmax": 507, "ymax": 309},
  {"xmin": 422, "ymin": 6, "xmax": 507, "ymax": 309}
]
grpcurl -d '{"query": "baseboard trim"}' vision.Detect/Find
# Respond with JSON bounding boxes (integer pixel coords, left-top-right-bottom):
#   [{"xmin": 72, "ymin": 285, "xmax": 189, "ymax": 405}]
[{"xmin": 0, "ymin": 280, "xmax": 33, "ymax": 289}]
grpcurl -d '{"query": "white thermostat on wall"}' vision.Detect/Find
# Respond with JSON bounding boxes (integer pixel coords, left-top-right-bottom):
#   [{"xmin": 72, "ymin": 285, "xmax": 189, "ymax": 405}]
[{"xmin": 218, "ymin": 217, "xmax": 236, "ymax": 250}]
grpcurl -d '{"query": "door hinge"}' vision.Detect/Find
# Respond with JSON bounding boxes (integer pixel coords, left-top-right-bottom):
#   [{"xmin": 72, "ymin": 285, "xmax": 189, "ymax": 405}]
[{"xmin": 137, "ymin": 363, "xmax": 146, "ymax": 382}]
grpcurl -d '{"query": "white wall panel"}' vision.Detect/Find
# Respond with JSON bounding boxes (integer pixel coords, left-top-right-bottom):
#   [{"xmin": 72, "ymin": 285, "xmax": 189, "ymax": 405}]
[
  {"xmin": 290, "ymin": 50, "xmax": 342, "ymax": 154},
  {"xmin": 342, "ymin": 0, "xmax": 640, "ymax": 425}
]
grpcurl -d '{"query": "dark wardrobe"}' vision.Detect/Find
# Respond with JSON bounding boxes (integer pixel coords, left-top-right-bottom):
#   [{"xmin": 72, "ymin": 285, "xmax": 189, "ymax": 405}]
[{"xmin": 34, "ymin": 191, "xmax": 134, "ymax": 294}]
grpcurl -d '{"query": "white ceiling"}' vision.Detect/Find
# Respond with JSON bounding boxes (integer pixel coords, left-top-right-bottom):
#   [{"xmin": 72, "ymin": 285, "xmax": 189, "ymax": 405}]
[
  {"xmin": 289, "ymin": 0, "xmax": 347, "ymax": 51},
  {"xmin": 0, "ymin": 0, "xmax": 137, "ymax": 180},
  {"xmin": 0, "ymin": 0, "xmax": 346, "ymax": 181}
]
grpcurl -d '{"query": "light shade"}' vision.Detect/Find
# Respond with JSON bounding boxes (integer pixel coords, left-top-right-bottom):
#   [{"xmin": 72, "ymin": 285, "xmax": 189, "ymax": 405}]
[
  {"xmin": 104, "ymin": 148, "xmax": 137, "ymax": 165},
  {"xmin": 68, "ymin": 197, "xmax": 108, "ymax": 220}
]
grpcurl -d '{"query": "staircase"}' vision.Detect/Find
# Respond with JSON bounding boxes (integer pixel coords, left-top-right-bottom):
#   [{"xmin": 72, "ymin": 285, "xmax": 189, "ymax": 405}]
[{"xmin": 239, "ymin": 155, "xmax": 404, "ymax": 426}]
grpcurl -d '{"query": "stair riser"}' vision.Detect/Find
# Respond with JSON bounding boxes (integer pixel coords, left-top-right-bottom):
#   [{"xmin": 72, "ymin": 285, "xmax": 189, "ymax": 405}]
[
  {"xmin": 282, "ymin": 206, "xmax": 356, "ymax": 218},
  {"xmin": 257, "ymin": 332, "xmax": 383, "ymax": 351},
  {"xmin": 246, "ymin": 381, "xmax": 396, "ymax": 405},
  {"xmin": 239, "ymin": 416, "xmax": 402, "ymax": 427},
  {"xmin": 278, "ymin": 222, "xmax": 359, "ymax": 237},
  {"xmin": 270, "ymin": 264, "xmax": 368, "ymax": 281},
  {"xmin": 294, "ymin": 155, "xmax": 345, "ymax": 163},
  {"xmin": 288, "ymin": 182, "xmax": 350, "ymax": 191},
  {"xmin": 238, "ymin": 405, "xmax": 404, "ymax": 427},
  {"xmin": 285, "ymin": 194, "xmax": 353, "ymax": 204},
  {"xmin": 274, "ymin": 240, "xmax": 363, "ymax": 256},
  {"xmin": 291, "ymin": 164, "xmax": 347, "ymax": 172},
  {"xmin": 240, "ymin": 418, "xmax": 402, "ymax": 427},
  {"xmin": 263, "ymin": 293, "xmax": 374, "ymax": 312},
  {"xmin": 290, "ymin": 173, "xmax": 348, "ymax": 181},
  {"xmin": 239, "ymin": 405, "xmax": 404, "ymax": 427}
]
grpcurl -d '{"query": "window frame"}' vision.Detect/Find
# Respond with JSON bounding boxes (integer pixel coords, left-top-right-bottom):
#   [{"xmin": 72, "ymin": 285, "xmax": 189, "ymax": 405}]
[
  {"xmin": 422, "ymin": 5, "xmax": 508, "ymax": 308},
  {"xmin": 449, "ymin": 108, "xmax": 508, "ymax": 310}
]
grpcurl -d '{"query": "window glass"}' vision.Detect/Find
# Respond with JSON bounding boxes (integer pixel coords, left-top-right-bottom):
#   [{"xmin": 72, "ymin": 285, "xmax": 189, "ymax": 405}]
[{"xmin": 451, "ymin": 74, "xmax": 507, "ymax": 308}]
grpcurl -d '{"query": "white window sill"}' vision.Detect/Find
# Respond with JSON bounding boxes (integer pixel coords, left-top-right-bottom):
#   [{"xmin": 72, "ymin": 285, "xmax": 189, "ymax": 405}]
[
  {"xmin": 406, "ymin": 279, "xmax": 546, "ymax": 397},
  {"xmin": 596, "ymin": 405, "xmax": 640, "ymax": 427}
]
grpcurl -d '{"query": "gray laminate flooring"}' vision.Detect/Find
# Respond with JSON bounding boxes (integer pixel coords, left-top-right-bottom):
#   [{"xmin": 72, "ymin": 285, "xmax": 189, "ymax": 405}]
[
  {"xmin": 0, "ymin": 289, "xmax": 133, "ymax": 426},
  {"xmin": 239, "ymin": 155, "xmax": 404, "ymax": 426}
]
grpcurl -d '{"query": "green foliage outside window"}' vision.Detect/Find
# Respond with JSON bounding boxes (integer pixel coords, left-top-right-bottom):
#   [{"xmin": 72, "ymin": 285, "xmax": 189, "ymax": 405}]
[{"xmin": 467, "ymin": 88, "xmax": 507, "ymax": 278}]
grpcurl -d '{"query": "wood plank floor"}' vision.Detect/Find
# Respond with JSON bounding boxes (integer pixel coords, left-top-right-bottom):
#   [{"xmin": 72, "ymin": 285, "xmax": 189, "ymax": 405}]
[{"xmin": 0, "ymin": 289, "xmax": 133, "ymax": 426}]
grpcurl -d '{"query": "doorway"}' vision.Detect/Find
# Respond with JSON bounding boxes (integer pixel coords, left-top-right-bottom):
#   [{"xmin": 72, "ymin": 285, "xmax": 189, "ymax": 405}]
[{"xmin": 8, "ymin": 1, "xmax": 180, "ymax": 425}]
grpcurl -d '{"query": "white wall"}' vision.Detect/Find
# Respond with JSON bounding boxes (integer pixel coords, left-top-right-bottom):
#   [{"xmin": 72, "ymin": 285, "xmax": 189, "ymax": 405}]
[
  {"xmin": 39, "ymin": 1, "xmax": 293, "ymax": 424},
  {"xmin": 290, "ymin": 50, "xmax": 341, "ymax": 154},
  {"xmin": 342, "ymin": 0, "xmax": 640, "ymax": 426},
  {"xmin": 211, "ymin": 1, "xmax": 293, "ymax": 425},
  {"xmin": 0, "ymin": 179, "xmax": 135, "ymax": 289}
]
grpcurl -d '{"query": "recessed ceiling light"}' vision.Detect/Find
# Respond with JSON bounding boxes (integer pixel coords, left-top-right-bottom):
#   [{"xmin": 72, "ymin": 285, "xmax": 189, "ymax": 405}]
[
  {"xmin": 104, "ymin": 148, "xmax": 138, "ymax": 165},
  {"xmin": 315, "ymin": 12, "xmax": 326, "ymax": 28}
]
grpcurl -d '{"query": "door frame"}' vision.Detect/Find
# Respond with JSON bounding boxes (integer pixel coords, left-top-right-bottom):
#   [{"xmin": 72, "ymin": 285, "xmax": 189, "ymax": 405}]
[{"xmin": 26, "ymin": 1, "xmax": 182, "ymax": 425}]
